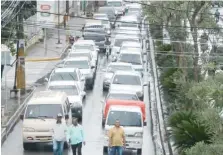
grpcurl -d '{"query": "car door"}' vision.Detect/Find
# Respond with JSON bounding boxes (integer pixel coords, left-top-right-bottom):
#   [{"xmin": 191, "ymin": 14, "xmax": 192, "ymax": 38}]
[{"xmin": 78, "ymin": 69, "xmax": 85, "ymax": 91}]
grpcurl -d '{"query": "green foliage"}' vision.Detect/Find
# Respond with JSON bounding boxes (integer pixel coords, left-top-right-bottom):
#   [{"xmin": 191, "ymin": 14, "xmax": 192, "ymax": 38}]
[
  {"xmin": 185, "ymin": 141, "xmax": 223, "ymax": 155},
  {"xmin": 168, "ymin": 110, "xmax": 214, "ymax": 153}
]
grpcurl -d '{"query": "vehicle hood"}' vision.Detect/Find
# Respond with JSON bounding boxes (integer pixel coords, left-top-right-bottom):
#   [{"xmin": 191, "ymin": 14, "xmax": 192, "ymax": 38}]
[
  {"xmin": 23, "ymin": 119, "xmax": 58, "ymax": 132},
  {"xmin": 110, "ymin": 84, "xmax": 142, "ymax": 92}
]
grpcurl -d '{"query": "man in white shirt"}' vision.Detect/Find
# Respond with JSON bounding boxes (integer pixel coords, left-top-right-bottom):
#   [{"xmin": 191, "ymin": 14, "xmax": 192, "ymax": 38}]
[{"xmin": 52, "ymin": 113, "xmax": 67, "ymax": 155}]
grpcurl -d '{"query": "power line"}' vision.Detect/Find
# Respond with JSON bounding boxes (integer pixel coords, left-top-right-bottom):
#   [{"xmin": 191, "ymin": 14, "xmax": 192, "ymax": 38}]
[
  {"xmin": 124, "ymin": 0, "xmax": 223, "ymax": 17},
  {"xmin": 9, "ymin": 6, "xmax": 223, "ymax": 30}
]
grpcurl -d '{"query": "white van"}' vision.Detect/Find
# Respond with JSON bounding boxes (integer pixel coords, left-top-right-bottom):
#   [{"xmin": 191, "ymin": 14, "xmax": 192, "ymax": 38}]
[
  {"xmin": 107, "ymin": 0, "xmax": 125, "ymax": 16},
  {"xmin": 20, "ymin": 91, "xmax": 71, "ymax": 150},
  {"xmin": 103, "ymin": 105, "xmax": 146, "ymax": 154}
]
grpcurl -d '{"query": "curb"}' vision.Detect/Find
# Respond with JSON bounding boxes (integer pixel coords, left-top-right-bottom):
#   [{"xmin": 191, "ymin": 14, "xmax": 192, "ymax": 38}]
[
  {"xmin": 1, "ymin": 87, "xmax": 36, "ymax": 145},
  {"xmin": 25, "ymin": 44, "xmax": 69, "ymax": 62}
]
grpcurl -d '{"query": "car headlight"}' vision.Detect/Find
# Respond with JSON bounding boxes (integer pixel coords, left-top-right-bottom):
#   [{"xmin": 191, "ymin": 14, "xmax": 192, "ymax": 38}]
[
  {"xmin": 23, "ymin": 127, "xmax": 35, "ymax": 132},
  {"xmin": 135, "ymin": 132, "xmax": 143, "ymax": 137}
]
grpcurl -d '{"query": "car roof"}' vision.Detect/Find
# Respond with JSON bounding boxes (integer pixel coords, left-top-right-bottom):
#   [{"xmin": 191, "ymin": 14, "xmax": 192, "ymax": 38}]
[
  {"xmin": 85, "ymin": 20, "xmax": 102, "ymax": 26},
  {"xmin": 99, "ymin": 6, "xmax": 115, "ymax": 10},
  {"xmin": 120, "ymin": 48, "xmax": 142, "ymax": 53},
  {"xmin": 94, "ymin": 13, "xmax": 107, "ymax": 16},
  {"xmin": 114, "ymin": 70, "xmax": 141, "ymax": 76},
  {"xmin": 48, "ymin": 81, "xmax": 79, "ymax": 86},
  {"xmin": 107, "ymin": 99, "xmax": 144, "ymax": 105},
  {"xmin": 109, "ymin": 105, "xmax": 142, "ymax": 112},
  {"xmin": 28, "ymin": 91, "xmax": 67, "ymax": 105},
  {"xmin": 108, "ymin": 62, "xmax": 133, "ymax": 67},
  {"xmin": 120, "ymin": 15, "xmax": 138, "ymax": 21},
  {"xmin": 53, "ymin": 68, "xmax": 77, "ymax": 72},
  {"xmin": 114, "ymin": 34, "xmax": 139, "ymax": 39},
  {"xmin": 120, "ymin": 50, "xmax": 142, "ymax": 54},
  {"xmin": 65, "ymin": 57, "xmax": 89, "ymax": 61}
]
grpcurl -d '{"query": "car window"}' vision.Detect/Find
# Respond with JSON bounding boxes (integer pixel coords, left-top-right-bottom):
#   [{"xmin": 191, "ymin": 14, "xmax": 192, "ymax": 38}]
[
  {"xmin": 64, "ymin": 60, "xmax": 90, "ymax": 69},
  {"xmin": 48, "ymin": 85, "xmax": 79, "ymax": 96},
  {"xmin": 25, "ymin": 104, "xmax": 63, "ymax": 119},
  {"xmin": 118, "ymin": 53, "xmax": 142, "ymax": 65},
  {"xmin": 107, "ymin": 93, "xmax": 139, "ymax": 100},
  {"xmin": 107, "ymin": 111, "xmax": 142, "ymax": 127},
  {"xmin": 50, "ymin": 72, "xmax": 78, "ymax": 81},
  {"xmin": 107, "ymin": 1, "xmax": 122, "ymax": 7},
  {"xmin": 112, "ymin": 74, "xmax": 141, "ymax": 85}
]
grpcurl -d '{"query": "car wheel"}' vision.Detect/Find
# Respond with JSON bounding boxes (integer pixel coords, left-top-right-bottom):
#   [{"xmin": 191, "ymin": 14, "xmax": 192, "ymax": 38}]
[
  {"xmin": 137, "ymin": 149, "xmax": 142, "ymax": 155},
  {"xmin": 23, "ymin": 143, "xmax": 34, "ymax": 151}
]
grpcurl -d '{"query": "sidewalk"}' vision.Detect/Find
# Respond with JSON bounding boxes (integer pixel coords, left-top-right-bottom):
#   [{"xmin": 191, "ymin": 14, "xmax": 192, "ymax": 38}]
[{"xmin": 1, "ymin": 17, "xmax": 85, "ymax": 128}]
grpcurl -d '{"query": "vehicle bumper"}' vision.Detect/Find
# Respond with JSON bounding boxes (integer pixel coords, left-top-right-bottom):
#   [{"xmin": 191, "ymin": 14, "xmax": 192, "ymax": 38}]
[{"xmin": 23, "ymin": 132, "xmax": 52, "ymax": 143}]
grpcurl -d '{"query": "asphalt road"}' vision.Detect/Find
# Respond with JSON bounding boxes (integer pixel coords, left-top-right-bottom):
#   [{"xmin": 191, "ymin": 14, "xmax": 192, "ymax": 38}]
[{"xmin": 1, "ymin": 20, "xmax": 155, "ymax": 155}]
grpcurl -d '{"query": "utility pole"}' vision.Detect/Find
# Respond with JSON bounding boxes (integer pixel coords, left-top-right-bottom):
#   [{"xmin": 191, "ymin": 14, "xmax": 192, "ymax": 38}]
[
  {"xmin": 66, "ymin": 0, "xmax": 69, "ymax": 42},
  {"xmin": 15, "ymin": 1, "xmax": 26, "ymax": 94},
  {"xmin": 57, "ymin": 0, "xmax": 61, "ymax": 44}
]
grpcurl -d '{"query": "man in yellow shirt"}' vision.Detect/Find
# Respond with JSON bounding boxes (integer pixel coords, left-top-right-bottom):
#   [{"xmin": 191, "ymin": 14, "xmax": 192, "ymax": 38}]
[{"xmin": 108, "ymin": 119, "xmax": 125, "ymax": 155}]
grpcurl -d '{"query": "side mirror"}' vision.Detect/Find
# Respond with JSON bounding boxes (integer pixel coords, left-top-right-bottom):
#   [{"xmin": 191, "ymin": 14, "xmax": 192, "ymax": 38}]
[
  {"xmin": 65, "ymin": 114, "xmax": 69, "ymax": 119},
  {"xmin": 81, "ymin": 91, "xmax": 86, "ymax": 96},
  {"xmin": 91, "ymin": 66, "xmax": 95, "ymax": 69},
  {"xmin": 20, "ymin": 114, "xmax": 24, "ymax": 120},
  {"xmin": 81, "ymin": 76, "xmax": 85, "ymax": 81},
  {"xmin": 143, "ymin": 121, "xmax": 147, "ymax": 126},
  {"xmin": 143, "ymin": 82, "xmax": 148, "ymax": 86},
  {"xmin": 44, "ymin": 77, "xmax": 49, "ymax": 82}
]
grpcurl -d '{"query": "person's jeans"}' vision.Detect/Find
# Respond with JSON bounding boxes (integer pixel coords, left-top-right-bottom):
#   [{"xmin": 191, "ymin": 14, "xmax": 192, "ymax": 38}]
[
  {"xmin": 53, "ymin": 140, "xmax": 64, "ymax": 155},
  {"xmin": 110, "ymin": 146, "xmax": 123, "ymax": 155},
  {"xmin": 71, "ymin": 142, "xmax": 82, "ymax": 155}
]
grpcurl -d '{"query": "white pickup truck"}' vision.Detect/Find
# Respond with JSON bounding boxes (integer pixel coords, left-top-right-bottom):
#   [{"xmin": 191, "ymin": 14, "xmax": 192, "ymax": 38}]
[{"xmin": 103, "ymin": 105, "xmax": 146, "ymax": 155}]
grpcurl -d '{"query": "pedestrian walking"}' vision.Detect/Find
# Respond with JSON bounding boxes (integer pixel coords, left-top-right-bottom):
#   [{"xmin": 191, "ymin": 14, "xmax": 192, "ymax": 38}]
[
  {"xmin": 52, "ymin": 113, "xmax": 67, "ymax": 155},
  {"xmin": 67, "ymin": 118, "xmax": 85, "ymax": 155},
  {"xmin": 108, "ymin": 119, "xmax": 126, "ymax": 155},
  {"xmin": 215, "ymin": 9, "xmax": 220, "ymax": 23}
]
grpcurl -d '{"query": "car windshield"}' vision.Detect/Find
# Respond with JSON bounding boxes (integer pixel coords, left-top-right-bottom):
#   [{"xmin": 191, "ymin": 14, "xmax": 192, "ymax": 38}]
[
  {"xmin": 48, "ymin": 85, "xmax": 79, "ymax": 96},
  {"xmin": 25, "ymin": 104, "xmax": 63, "ymax": 119},
  {"xmin": 107, "ymin": 93, "xmax": 139, "ymax": 100},
  {"xmin": 119, "ymin": 53, "xmax": 141, "ymax": 65},
  {"xmin": 114, "ymin": 38, "xmax": 138, "ymax": 47},
  {"xmin": 69, "ymin": 53, "xmax": 91, "ymax": 60},
  {"xmin": 50, "ymin": 72, "xmax": 78, "ymax": 82},
  {"xmin": 107, "ymin": 111, "xmax": 142, "ymax": 127},
  {"xmin": 107, "ymin": 65, "xmax": 132, "ymax": 73},
  {"xmin": 64, "ymin": 60, "xmax": 90, "ymax": 69},
  {"xmin": 74, "ymin": 45, "xmax": 94, "ymax": 51},
  {"xmin": 112, "ymin": 74, "xmax": 141, "ymax": 85},
  {"xmin": 107, "ymin": 1, "xmax": 122, "ymax": 7}
]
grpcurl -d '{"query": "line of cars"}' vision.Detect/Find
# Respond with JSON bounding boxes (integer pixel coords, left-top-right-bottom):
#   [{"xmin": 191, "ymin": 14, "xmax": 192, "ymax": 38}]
[
  {"xmin": 19, "ymin": 1, "xmax": 147, "ymax": 154},
  {"xmin": 95, "ymin": 2, "xmax": 148, "ymax": 155}
]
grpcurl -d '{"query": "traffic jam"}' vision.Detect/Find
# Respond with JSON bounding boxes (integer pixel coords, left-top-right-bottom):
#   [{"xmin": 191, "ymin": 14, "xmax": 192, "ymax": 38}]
[{"xmin": 20, "ymin": 1, "xmax": 147, "ymax": 155}]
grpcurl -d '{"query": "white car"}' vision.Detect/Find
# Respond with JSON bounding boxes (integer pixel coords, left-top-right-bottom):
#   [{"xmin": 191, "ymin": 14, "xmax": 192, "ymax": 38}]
[
  {"xmin": 71, "ymin": 40, "xmax": 99, "ymax": 63},
  {"xmin": 104, "ymin": 106, "xmax": 144, "ymax": 154},
  {"xmin": 114, "ymin": 27, "xmax": 141, "ymax": 38},
  {"xmin": 47, "ymin": 81, "xmax": 86, "ymax": 108},
  {"xmin": 63, "ymin": 57, "xmax": 96, "ymax": 89},
  {"xmin": 117, "ymin": 50, "xmax": 144, "ymax": 74},
  {"xmin": 103, "ymin": 62, "xmax": 135, "ymax": 90},
  {"xmin": 93, "ymin": 13, "xmax": 111, "ymax": 32},
  {"xmin": 116, "ymin": 15, "xmax": 139, "ymax": 28},
  {"xmin": 111, "ymin": 34, "xmax": 140, "ymax": 58},
  {"xmin": 68, "ymin": 51, "xmax": 96, "ymax": 68},
  {"xmin": 45, "ymin": 68, "xmax": 86, "ymax": 91},
  {"xmin": 109, "ymin": 71, "xmax": 145, "ymax": 100},
  {"xmin": 107, "ymin": 0, "xmax": 125, "ymax": 16}
]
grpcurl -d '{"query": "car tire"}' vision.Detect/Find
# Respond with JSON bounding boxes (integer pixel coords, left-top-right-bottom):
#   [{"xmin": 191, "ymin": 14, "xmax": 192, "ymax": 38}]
[
  {"xmin": 23, "ymin": 143, "xmax": 34, "ymax": 151},
  {"xmin": 103, "ymin": 146, "xmax": 108, "ymax": 153},
  {"xmin": 137, "ymin": 149, "xmax": 142, "ymax": 155}
]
